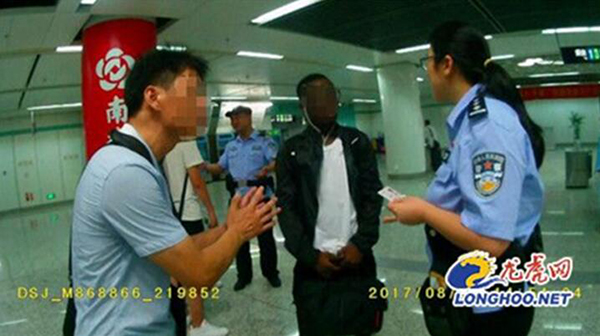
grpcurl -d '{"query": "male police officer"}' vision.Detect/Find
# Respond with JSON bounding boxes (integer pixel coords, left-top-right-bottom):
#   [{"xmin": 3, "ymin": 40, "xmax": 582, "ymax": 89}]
[{"xmin": 204, "ymin": 106, "xmax": 281, "ymax": 291}]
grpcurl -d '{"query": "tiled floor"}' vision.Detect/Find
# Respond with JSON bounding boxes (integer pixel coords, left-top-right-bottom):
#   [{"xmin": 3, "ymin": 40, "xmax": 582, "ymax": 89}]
[{"xmin": 0, "ymin": 148, "xmax": 598, "ymax": 336}]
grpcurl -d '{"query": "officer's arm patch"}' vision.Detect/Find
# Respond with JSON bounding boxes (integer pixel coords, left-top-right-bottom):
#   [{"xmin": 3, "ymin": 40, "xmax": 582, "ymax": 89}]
[{"xmin": 472, "ymin": 152, "xmax": 505, "ymax": 197}]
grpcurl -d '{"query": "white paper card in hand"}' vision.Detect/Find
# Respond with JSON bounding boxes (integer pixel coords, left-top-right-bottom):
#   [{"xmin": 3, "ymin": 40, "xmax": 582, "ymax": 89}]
[{"xmin": 378, "ymin": 186, "xmax": 406, "ymax": 201}]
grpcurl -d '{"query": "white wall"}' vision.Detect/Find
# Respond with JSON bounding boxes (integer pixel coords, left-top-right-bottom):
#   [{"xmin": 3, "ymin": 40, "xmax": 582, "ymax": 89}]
[
  {"xmin": 0, "ymin": 110, "xmax": 85, "ymax": 213},
  {"xmin": 0, "ymin": 110, "xmax": 82, "ymax": 133},
  {"xmin": 525, "ymin": 98, "xmax": 600, "ymax": 146},
  {"xmin": 358, "ymin": 97, "xmax": 600, "ymax": 150},
  {"xmin": 355, "ymin": 112, "xmax": 384, "ymax": 139}
]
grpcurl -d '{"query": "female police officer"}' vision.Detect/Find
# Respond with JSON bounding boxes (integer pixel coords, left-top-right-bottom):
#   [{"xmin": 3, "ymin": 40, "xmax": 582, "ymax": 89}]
[{"xmin": 384, "ymin": 21, "xmax": 545, "ymax": 336}]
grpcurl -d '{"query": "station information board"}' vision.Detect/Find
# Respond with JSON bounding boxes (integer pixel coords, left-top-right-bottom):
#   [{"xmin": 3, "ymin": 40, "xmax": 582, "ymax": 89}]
[{"xmin": 561, "ymin": 46, "xmax": 600, "ymax": 64}]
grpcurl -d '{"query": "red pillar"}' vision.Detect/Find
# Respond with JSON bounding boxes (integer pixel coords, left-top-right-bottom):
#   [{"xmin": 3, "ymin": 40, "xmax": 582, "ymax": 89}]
[{"xmin": 81, "ymin": 19, "xmax": 156, "ymax": 160}]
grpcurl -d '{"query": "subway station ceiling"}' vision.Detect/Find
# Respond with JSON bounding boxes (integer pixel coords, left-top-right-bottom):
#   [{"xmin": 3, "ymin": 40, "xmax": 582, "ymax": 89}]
[
  {"xmin": 263, "ymin": 0, "xmax": 600, "ymax": 52},
  {"xmin": 0, "ymin": 0, "xmax": 599, "ymax": 116}
]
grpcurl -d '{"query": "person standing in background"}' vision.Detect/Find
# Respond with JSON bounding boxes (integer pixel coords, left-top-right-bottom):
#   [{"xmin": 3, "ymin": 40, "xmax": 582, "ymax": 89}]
[
  {"xmin": 424, "ymin": 119, "xmax": 442, "ymax": 171},
  {"xmin": 163, "ymin": 139, "xmax": 228, "ymax": 336},
  {"xmin": 203, "ymin": 106, "xmax": 281, "ymax": 292}
]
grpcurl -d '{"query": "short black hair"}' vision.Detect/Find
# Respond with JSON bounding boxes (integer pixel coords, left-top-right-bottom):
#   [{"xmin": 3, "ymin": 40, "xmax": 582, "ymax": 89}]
[
  {"xmin": 125, "ymin": 50, "xmax": 209, "ymax": 117},
  {"xmin": 296, "ymin": 73, "xmax": 335, "ymax": 99}
]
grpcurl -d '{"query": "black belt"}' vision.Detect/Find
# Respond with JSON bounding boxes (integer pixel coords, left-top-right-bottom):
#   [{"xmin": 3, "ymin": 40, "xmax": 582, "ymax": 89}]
[{"xmin": 225, "ymin": 175, "xmax": 274, "ymax": 195}]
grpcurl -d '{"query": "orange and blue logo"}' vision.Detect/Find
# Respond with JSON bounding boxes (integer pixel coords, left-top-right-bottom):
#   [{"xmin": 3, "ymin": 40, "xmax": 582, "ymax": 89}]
[
  {"xmin": 446, "ymin": 251, "xmax": 575, "ymax": 308},
  {"xmin": 445, "ymin": 251, "xmax": 507, "ymax": 291}
]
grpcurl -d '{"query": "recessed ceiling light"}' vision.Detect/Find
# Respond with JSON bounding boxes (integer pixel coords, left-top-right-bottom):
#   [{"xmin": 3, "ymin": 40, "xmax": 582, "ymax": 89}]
[
  {"xmin": 416, "ymin": 77, "xmax": 424, "ymax": 82},
  {"xmin": 529, "ymin": 72, "xmax": 580, "ymax": 78},
  {"xmin": 352, "ymin": 99, "xmax": 377, "ymax": 104},
  {"xmin": 211, "ymin": 96, "xmax": 247, "ymax": 101},
  {"xmin": 518, "ymin": 58, "xmax": 563, "ymax": 67},
  {"xmin": 395, "ymin": 44, "xmax": 430, "ymax": 54},
  {"xmin": 251, "ymin": 0, "xmax": 324, "ymax": 25},
  {"xmin": 156, "ymin": 45, "xmax": 187, "ymax": 52},
  {"xmin": 346, "ymin": 65, "xmax": 374, "ymax": 72},
  {"xmin": 491, "ymin": 54, "xmax": 515, "ymax": 61},
  {"xmin": 80, "ymin": 0, "xmax": 97, "ymax": 4},
  {"xmin": 56, "ymin": 45, "xmax": 83, "ymax": 53},
  {"xmin": 485, "ymin": 35, "xmax": 493, "ymax": 40},
  {"xmin": 236, "ymin": 51, "xmax": 284, "ymax": 60},
  {"xmin": 539, "ymin": 82, "xmax": 581, "ymax": 87},
  {"xmin": 28, "ymin": 102, "xmax": 82, "ymax": 111},
  {"xmin": 542, "ymin": 27, "xmax": 599, "ymax": 34},
  {"xmin": 270, "ymin": 96, "xmax": 299, "ymax": 101}
]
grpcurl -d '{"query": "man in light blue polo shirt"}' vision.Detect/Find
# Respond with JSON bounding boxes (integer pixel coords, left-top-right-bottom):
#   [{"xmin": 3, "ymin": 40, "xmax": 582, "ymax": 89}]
[
  {"xmin": 71, "ymin": 50, "xmax": 279, "ymax": 336},
  {"xmin": 204, "ymin": 106, "xmax": 280, "ymax": 292}
]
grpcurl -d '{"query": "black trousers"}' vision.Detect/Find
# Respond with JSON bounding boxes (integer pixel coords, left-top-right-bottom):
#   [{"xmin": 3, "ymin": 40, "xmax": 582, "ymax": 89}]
[
  {"xmin": 429, "ymin": 144, "xmax": 442, "ymax": 171},
  {"xmin": 464, "ymin": 306, "xmax": 534, "ymax": 336},
  {"xmin": 170, "ymin": 219, "xmax": 207, "ymax": 336},
  {"xmin": 236, "ymin": 227, "xmax": 279, "ymax": 281},
  {"xmin": 293, "ymin": 254, "xmax": 378, "ymax": 336}
]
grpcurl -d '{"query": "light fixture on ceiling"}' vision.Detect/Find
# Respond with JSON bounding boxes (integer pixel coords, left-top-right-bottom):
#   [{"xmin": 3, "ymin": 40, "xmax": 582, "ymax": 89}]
[
  {"xmin": 491, "ymin": 54, "xmax": 515, "ymax": 61},
  {"xmin": 518, "ymin": 57, "xmax": 562, "ymax": 67},
  {"xmin": 80, "ymin": 0, "xmax": 97, "ymax": 5},
  {"xmin": 156, "ymin": 45, "xmax": 187, "ymax": 52},
  {"xmin": 27, "ymin": 102, "xmax": 82, "ymax": 111},
  {"xmin": 485, "ymin": 35, "xmax": 493, "ymax": 40},
  {"xmin": 346, "ymin": 65, "xmax": 374, "ymax": 72},
  {"xmin": 416, "ymin": 77, "xmax": 424, "ymax": 82},
  {"xmin": 236, "ymin": 51, "xmax": 284, "ymax": 60},
  {"xmin": 251, "ymin": 0, "xmax": 324, "ymax": 25},
  {"xmin": 352, "ymin": 99, "xmax": 377, "ymax": 104},
  {"xmin": 542, "ymin": 26, "xmax": 600, "ymax": 34},
  {"xmin": 270, "ymin": 96, "xmax": 299, "ymax": 101},
  {"xmin": 539, "ymin": 82, "xmax": 581, "ymax": 87},
  {"xmin": 56, "ymin": 45, "xmax": 83, "ymax": 53},
  {"xmin": 211, "ymin": 96, "xmax": 247, "ymax": 101},
  {"xmin": 516, "ymin": 85, "xmax": 522, "ymax": 89},
  {"xmin": 395, "ymin": 44, "xmax": 430, "ymax": 54},
  {"xmin": 528, "ymin": 71, "xmax": 580, "ymax": 78}
]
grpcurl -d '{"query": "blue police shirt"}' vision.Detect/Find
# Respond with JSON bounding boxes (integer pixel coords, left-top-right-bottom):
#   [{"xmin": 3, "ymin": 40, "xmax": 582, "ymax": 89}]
[
  {"xmin": 218, "ymin": 131, "xmax": 278, "ymax": 196},
  {"xmin": 71, "ymin": 124, "xmax": 188, "ymax": 336},
  {"xmin": 425, "ymin": 84, "xmax": 544, "ymax": 313}
]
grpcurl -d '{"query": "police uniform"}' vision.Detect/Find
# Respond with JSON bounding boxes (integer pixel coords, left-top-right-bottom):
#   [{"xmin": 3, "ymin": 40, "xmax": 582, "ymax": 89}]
[
  {"xmin": 218, "ymin": 130, "xmax": 279, "ymax": 284},
  {"xmin": 423, "ymin": 84, "xmax": 544, "ymax": 336}
]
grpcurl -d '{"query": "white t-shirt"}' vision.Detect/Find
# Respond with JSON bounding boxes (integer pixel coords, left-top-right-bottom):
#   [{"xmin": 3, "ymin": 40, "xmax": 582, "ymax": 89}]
[
  {"xmin": 313, "ymin": 138, "xmax": 358, "ymax": 254},
  {"xmin": 425, "ymin": 125, "xmax": 439, "ymax": 147},
  {"xmin": 163, "ymin": 140, "xmax": 206, "ymax": 221}
]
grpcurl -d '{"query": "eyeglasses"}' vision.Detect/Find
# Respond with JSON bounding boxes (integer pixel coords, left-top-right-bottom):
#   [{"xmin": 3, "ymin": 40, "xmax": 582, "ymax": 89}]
[{"xmin": 419, "ymin": 56, "xmax": 435, "ymax": 70}]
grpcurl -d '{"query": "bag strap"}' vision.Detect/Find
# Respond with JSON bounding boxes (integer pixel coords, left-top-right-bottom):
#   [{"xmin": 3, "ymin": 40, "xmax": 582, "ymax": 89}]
[
  {"xmin": 177, "ymin": 172, "xmax": 189, "ymax": 221},
  {"xmin": 68, "ymin": 129, "xmax": 164, "ymax": 280}
]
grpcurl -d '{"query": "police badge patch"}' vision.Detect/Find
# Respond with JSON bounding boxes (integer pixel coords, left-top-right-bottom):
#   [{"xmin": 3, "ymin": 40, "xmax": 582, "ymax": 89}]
[{"xmin": 472, "ymin": 152, "xmax": 505, "ymax": 197}]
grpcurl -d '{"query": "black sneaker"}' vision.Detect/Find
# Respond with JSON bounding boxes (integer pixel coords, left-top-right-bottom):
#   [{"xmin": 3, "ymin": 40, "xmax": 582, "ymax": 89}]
[
  {"xmin": 267, "ymin": 275, "xmax": 282, "ymax": 288},
  {"xmin": 233, "ymin": 279, "xmax": 251, "ymax": 291}
]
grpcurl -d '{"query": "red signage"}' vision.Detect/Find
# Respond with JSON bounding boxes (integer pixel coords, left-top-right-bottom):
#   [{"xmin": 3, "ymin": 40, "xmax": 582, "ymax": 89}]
[
  {"xmin": 520, "ymin": 84, "xmax": 600, "ymax": 101},
  {"xmin": 82, "ymin": 19, "xmax": 156, "ymax": 160}
]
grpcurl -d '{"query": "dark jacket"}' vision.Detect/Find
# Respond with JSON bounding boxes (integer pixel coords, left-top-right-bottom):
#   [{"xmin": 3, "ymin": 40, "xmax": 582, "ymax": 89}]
[{"xmin": 276, "ymin": 124, "xmax": 384, "ymax": 268}]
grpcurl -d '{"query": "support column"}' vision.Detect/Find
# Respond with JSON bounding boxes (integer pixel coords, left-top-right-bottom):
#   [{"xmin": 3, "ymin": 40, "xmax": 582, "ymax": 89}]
[
  {"xmin": 82, "ymin": 18, "xmax": 156, "ymax": 159},
  {"xmin": 377, "ymin": 62, "xmax": 426, "ymax": 177}
]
